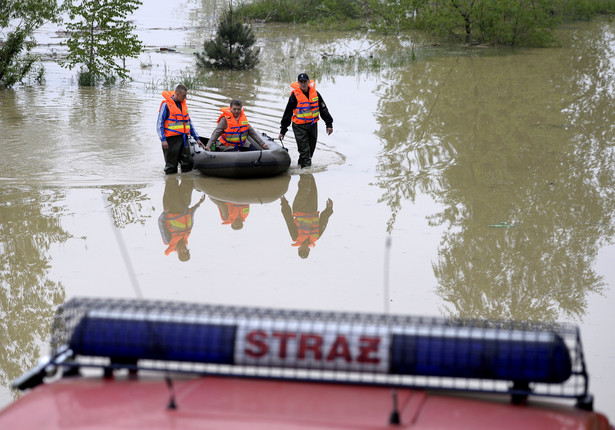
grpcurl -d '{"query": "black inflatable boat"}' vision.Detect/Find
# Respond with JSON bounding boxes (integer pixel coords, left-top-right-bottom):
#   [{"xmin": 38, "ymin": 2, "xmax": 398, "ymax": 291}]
[{"xmin": 191, "ymin": 133, "xmax": 291, "ymax": 179}]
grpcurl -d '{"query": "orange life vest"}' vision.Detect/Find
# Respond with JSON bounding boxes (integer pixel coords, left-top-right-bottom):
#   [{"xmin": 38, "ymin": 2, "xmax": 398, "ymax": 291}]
[
  {"xmin": 219, "ymin": 203, "xmax": 250, "ymax": 225},
  {"xmin": 291, "ymin": 211, "xmax": 320, "ymax": 247},
  {"xmin": 291, "ymin": 80, "xmax": 320, "ymax": 125},
  {"xmin": 159, "ymin": 91, "xmax": 191, "ymax": 138},
  {"xmin": 163, "ymin": 212, "xmax": 193, "ymax": 255},
  {"xmin": 218, "ymin": 107, "xmax": 250, "ymax": 148}
]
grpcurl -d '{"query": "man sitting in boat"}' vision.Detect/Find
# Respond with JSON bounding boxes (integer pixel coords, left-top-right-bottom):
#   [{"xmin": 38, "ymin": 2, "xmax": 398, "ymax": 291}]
[{"xmin": 205, "ymin": 99, "xmax": 269, "ymax": 151}]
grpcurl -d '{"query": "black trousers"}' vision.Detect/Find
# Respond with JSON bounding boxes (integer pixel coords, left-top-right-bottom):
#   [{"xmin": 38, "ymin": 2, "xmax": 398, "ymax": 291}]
[
  {"xmin": 162, "ymin": 134, "xmax": 192, "ymax": 174},
  {"xmin": 292, "ymin": 122, "xmax": 318, "ymax": 168}
]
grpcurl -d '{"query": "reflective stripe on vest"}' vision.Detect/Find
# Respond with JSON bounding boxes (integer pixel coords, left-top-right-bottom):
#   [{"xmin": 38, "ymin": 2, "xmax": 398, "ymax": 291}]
[
  {"xmin": 218, "ymin": 107, "xmax": 249, "ymax": 148},
  {"xmin": 163, "ymin": 212, "xmax": 193, "ymax": 255},
  {"xmin": 291, "ymin": 211, "xmax": 320, "ymax": 247},
  {"xmin": 165, "ymin": 213, "xmax": 193, "ymax": 232},
  {"xmin": 291, "ymin": 80, "xmax": 320, "ymax": 125},
  {"xmin": 220, "ymin": 203, "xmax": 250, "ymax": 224},
  {"xmin": 160, "ymin": 91, "xmax": 191, "ymax": 138}
]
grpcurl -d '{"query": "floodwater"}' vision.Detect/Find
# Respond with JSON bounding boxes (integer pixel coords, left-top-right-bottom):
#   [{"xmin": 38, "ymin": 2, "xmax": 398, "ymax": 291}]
[{"xmin": 1, "ymin": 0, "xmax": 615, "ymax": 419}]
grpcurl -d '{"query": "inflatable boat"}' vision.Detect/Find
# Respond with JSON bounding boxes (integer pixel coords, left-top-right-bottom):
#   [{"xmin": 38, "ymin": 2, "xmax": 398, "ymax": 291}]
[
  {"xmin": 193, "ymin": 174, "xmax": 290, "ymax": 205},
  {"xmin": 191, "ymin": 133, "xmax": 291, "ymax": 179},
  {"xmin": 1, "ymin": 297, "xmax": 612, "ymax": 429}
]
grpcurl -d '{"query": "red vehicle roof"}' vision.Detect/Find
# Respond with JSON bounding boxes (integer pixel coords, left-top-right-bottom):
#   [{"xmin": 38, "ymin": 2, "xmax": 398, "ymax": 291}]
[{"xmin": 0, "ymin": 374, "xmax": 611, "ymax": 430}]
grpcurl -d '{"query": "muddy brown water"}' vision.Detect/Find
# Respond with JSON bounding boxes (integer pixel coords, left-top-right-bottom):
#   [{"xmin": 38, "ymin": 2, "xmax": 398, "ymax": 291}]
[{"xmin": 1, "ymin": 0, "xmax": 614, "ymax": 419}]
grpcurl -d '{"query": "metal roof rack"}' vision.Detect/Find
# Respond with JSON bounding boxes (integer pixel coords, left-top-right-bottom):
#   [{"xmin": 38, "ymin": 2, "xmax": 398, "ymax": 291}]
[{"xmin": 14, "ymin": 297, "xmax": 594, "ymax": 410}]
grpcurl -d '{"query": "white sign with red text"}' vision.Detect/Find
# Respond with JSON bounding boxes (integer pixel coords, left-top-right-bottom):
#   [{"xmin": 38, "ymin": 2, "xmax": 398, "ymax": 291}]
[{"xmin": 234, "ymin": 320, "xmax": 390, "ymax": 373}]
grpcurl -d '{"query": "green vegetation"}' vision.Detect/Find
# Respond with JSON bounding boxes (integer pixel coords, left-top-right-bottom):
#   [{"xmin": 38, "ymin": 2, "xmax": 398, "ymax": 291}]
[
  {"xmin": 61, "ymin": 0, "xmax": 143, "ymax": 86},
  {"xmin": 236, "ymin": 0, "xmax": 615, "ymax": 46},
  {"xmin": 369, "ymin": 0, "xmax": 615, "ymax": 46},
  {"xmin": 235, "ymin": 0, "xmax": 368, "ymax": 24},
  {"xmin": 196, "ymin": 8, "xmax": 260, "ymax": 70},
  {"xmin": 0, "ymin": 1, "xmax": 62, "ymax": 88},
  {"xmin": 235, "ymin": 0, "xmax": 369, "ymax": 29}
]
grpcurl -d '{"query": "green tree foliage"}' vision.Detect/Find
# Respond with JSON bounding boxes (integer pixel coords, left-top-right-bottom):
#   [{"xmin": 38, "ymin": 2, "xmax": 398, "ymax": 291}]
[
  {"xmin": 0, "ymin": 0, "xmax": 61, "ymax": 88},
  {"xmin": 196, "ymin": 8, "xmax": 260, "ymax": 70},
  {"xmin": 240, "ymin": 0, "xmax": 615, "ymax": 46},
  {"xmin": 0, "ymin": 186, "xmax": 69, "ymax": 397},
  {"xmin": 235, "ymin": 0, "xmax": 367, "ymax": 23},
  {"xmin": 368, "ymin": 0, "xmax": 615, "ymax": 46},
  {"xmin": 62, "ymin": 0, "xmax": 143, "ymax": 85}
]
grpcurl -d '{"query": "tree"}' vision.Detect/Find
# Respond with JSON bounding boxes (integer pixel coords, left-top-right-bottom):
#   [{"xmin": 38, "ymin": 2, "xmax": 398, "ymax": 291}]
[
  {"xmin": 62, "ymin": 0, "xmax": 143, "ymax": 85},
  {"xmin": 0, "ymin": 0, "xmax": 62, "ymax": 88},
  {"xmin": 196, "ymin": 8, "xmax": 260, "ymax": 70},
  {"xmin": 366, "ymin": 0, "xmax": 615, "ymax": 46}
]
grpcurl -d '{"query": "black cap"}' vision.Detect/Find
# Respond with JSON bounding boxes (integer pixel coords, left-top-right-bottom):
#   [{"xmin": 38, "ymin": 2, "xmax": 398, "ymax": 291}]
[{"xmin": 297, "ymin": 73, "xmax": 309, "ymax": 82}]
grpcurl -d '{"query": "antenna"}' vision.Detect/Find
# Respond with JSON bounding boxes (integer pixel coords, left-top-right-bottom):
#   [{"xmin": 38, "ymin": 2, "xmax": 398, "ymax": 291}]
[
  {"xmin": 102, "ymin": 192, "xmax": 143, "ymax": 299},
  {"xmin": 165, "ymin": 375, "xmax": 178, "ymax": 410},
  {"xmin": 384, "ymin": 236, "xmax": 400, "ymax": 425},
  {"xmin": 389, "ymin": 388, "xmax": 401, "ymax": 425},
  {"xmin": 384, "ymin": 236, "xmax": 392, "ymax": 314}
]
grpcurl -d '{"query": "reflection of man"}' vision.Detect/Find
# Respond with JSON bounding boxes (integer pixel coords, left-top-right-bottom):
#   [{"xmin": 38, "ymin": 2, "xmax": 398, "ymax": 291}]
[
  {"xmin": 158, "ymin": 177, "xmax": 205, "ymax": 261},
  {"xmin": 210, "ymin": 197, "xmax": 250, "ymax": 230},
  {"xmin": 281, "ymin": 174, "xmax": 333, "ymax": 259}
]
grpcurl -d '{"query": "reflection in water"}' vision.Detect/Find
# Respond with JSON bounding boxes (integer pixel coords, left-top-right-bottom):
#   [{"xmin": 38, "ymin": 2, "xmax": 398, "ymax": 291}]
[
  {"xmin": 375, "ymin": 24, "xmax": 615, "ymax": 321},
  {"xmin": 281, "ymin": 174, "xmax": 334, "ymax": 259},
  {"xmin": 194, "ymin": 175, "xmax": 290, "ymax": 205},
  {"xmin": 158, "ymin": 177, "xmax": 206, "ymax": 261},
  {"xmin": 211, "ymin": 198, "xmax": 250, "ymax": 230},
  {"xmin": 104, "ymin": 185, "xmax": 153, "ymax": 228},
  {"xmin": 0, "ymin": 187, "xmax": 69, "ymax": 400},
  {"xmin": 193, "ymin": 175, "xmax": 291, "ymax": 231}
]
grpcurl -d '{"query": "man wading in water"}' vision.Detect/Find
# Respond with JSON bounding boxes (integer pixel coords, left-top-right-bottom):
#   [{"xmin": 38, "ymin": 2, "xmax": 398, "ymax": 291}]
[
  {"xmin": 157, "ymin": 84, "xmax": 202, "ymax": 174},
  {"xmin": 279, "ymin": 73, "xmax": 333, "ymax": 168}
]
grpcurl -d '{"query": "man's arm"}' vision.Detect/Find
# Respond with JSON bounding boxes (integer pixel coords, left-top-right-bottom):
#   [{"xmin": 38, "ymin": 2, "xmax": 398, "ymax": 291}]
[
  {"xmin": 188, "ymin": 116, "xmax": 199, "ymax": 142},
  {"xmin": 279, "ymin": 94, "xmax": 297, "ymax": 137},
  {"xmin": 206, "ymin": 117, "xmax": 227, "ymax": 150},
  {"xmin": 157, "ymin": 104, "xmax": 169, "ymax": 145},
  {"xmin": 247, "ymin": 125, "xmax": 269, "ymax": 149},
  {"xmin": 189, "ymin": 194, "xmax": 207, "ymax": 212},
  {"xmin": 318, "ymin": 199, "xmax": 334, "ymax": 238},
  {"xmin": 317, "ymin": 92, "xmax": 333, "ymax": 129},
  {"xmin": 280, "ymin": 197, "xmax": 298, "ymax": 240}
]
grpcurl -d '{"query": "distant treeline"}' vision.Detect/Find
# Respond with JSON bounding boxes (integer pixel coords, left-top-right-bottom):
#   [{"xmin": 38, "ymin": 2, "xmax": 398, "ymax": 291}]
[{"xmin": 236, "ymin": 0, "xmax": 615, "ymax": 46}]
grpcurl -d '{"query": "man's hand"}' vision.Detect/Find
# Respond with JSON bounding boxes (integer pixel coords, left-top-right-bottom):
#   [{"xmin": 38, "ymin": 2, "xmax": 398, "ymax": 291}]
[
  {"xmin": 161, "ymin": 140, "xmax": 168, "ymax": 149},
  {"xmin": 326, "ymin": 127, "xmax": 333, "ymax": 136},
  {"xmin": 205, "ymin": 145, "xmax": 211, "ymax": 151},
  {"xmin": 262, "ymin": 143, "xmax": 269, "ymax": 150},
  {"xmin": 278, "ymin": 133, "xmax": 285, "ymax": 141},
  {"xmin": 197, "ymin": 140, "xmax": 206, "ymax": 149},
  {"xmin": 326, "ymin": 198, "xmax": 333, "ymax": 209}
]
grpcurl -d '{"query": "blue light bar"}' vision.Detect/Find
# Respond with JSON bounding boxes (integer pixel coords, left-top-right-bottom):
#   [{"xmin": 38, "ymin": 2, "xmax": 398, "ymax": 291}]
[
  {"xmin": 68, "ymin": 311, "xmax": 572, "ymax": 384},
  {"xmin": 70, "ymin": 316, "xmax": 236, "ymax": 364},
  {"xmin": 390, "ymin": 333, "xmax": 571, "ymax": 383}
]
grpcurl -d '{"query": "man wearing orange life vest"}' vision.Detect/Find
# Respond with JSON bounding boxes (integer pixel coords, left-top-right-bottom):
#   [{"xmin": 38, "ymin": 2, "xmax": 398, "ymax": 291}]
[
  {"xmin": 279, "ymin": 73, "xmax": 333, "ymax": 168},
  {"xmin": 158, "ymin": 176, "xmax": 205, "ymax": 261},
  {"xmin": 281, "ymin": 174, "xmax": 334, "ymax": 259},
  {"xmin": 205, "ymin": 99, "xmax": 269, "ymax": 151},
  {"xmin": 157, "ymin": 84, "xmax": 202, "ymax": 174},
  {"xmin": 210, "ymin": 197, "xmax": 250, "ymax": 230}
]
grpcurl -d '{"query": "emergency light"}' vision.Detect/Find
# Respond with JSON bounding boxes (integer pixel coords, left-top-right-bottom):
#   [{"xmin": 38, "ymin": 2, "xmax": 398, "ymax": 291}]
[{"xmin": 67, "ymin": 305, "xmax": 572, "ymax": 384}]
